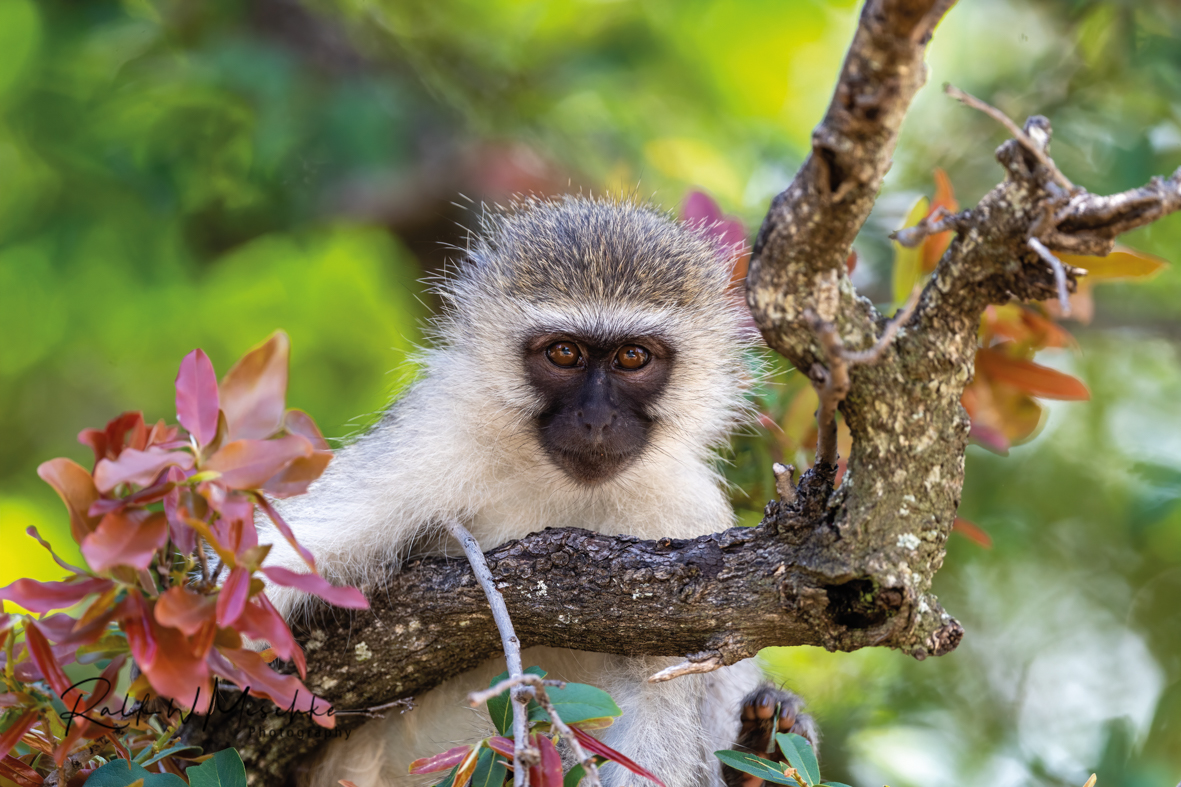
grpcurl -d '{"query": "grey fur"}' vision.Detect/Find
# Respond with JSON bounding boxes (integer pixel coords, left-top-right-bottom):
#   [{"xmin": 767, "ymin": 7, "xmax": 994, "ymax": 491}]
[{"xmin": 262, "ymin": 196, "xmax": 765, "ymax": 787}]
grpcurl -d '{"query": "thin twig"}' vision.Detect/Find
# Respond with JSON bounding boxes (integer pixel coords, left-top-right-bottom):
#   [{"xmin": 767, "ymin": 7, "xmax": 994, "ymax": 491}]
[
  {"xmin": 804, "ymin": 288, "xmax": 921, "ymax": 467},
  {"xmin": 944, "ymin": 84, "xmax": 1075, "ymax": 193},
  {"xmin": 470, "ymin": 674, "xmax": 604, "ymax": 787},
  {"xmin": 646, "ymin": 653, "xmax": 723, "ymax": 684},
  {"xmin": 844, "ymin": 288, "xmax": 922, "ymax": 364},
  {"xmin": 195, "ymin": 536, "xmax": 210, "ymax": 587},
  {"xmin": 333, "ymin": 697, "xmax": 415, "ymax": 719},
  {"xmin": 444, "ymin": 520, "xmax": 536, "ymax": 787},
  {"xmin": 803, "ymin": 314, "xmax": 850, "ymax": 469},
  {"xmin": 889, "ymin": 206, "xmax": 961, "ymax": 248},
  {"xmin": 1028, "ymin": 237, "xmax": 1072, "ymax": 317}
]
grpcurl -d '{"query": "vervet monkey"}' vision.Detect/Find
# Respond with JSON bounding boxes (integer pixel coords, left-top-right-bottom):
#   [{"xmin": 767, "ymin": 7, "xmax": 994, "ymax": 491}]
[{"xmin": 262, "ymin": 197, "xmax": 816, "ymax": 787}]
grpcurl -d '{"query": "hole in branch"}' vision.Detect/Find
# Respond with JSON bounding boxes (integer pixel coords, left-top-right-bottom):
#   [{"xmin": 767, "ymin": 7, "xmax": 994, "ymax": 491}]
[{"xmin": 824, "ymin": 579, "xmax": 903, "ymax": 629}]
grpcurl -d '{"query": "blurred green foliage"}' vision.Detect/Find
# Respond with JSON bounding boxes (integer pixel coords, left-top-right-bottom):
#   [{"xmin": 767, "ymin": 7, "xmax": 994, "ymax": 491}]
[{"xmin": 2, "ymin": 0, "xmax": 1181, "ymax": 785}]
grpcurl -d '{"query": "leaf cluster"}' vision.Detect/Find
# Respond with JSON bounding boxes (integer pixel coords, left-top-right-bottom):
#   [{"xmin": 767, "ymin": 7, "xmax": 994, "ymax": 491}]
[{"xmin": 0, "ymin": 335, "xmax": 368, "ymax": 785}]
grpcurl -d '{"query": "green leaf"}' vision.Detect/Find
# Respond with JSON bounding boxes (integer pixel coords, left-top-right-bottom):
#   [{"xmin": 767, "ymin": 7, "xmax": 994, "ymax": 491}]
[
  {"xmin": 713, "ymin": 751, "xmax": 796, "ymax": 785},
  {"xmin": 434, "ymin": 765, "xmax": 459, "ymax": 787},
  {"xmin": 471, "ymin": 749, "xmax": 508, "ymax": 787},
  {"xmin": 82, "ymin": 760, "xmax": 187, "ymax": 787},
  {"xmin": 775, "ymin": 734, "xmax": 819, "ymax": 787},
  {"xmin": 140, "ymin": 744, "xmax": 204, "ymax": 767},
  {"xmin": 487, "ymin": 666, "xmax": 546, "ymax": 735},
  {"xmin": 892, "ymin": 195, "xmax": 929, "ymax": 305},
  {"xmin": 819, "ymin": 783, "xmax": 853, "ymax": 787},
  {"xmin": 186, "ymin": 748, "xmax": 249, "ymax": 787},
  {"xmin": 563, "ymin": 764, "xmax": 587, "ymax": 787},
  {"xmin": 526, "ymin": 683, "xmax": 622, "ymax": 726}
]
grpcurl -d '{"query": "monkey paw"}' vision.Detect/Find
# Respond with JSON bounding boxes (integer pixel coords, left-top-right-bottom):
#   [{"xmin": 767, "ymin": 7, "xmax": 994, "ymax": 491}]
[{"xmin": 721, "ymin": 685, "xmax": 818, "ymax": 787}]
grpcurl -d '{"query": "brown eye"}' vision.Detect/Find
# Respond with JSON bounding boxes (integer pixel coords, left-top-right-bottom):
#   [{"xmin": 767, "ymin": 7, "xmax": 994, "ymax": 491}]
[
  {"xmin": 546, "ymin": 342, "xmax": 582, "ymax": 368},
  {"xmin": 615, "ymin": 345, "xmax": 650, "ymax": 370}
]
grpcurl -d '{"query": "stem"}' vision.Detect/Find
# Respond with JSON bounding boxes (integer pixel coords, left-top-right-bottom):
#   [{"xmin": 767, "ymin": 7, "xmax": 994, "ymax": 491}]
[{"xmin": 443, "ymin": 520, "xmax": 535, "ymax": 787}]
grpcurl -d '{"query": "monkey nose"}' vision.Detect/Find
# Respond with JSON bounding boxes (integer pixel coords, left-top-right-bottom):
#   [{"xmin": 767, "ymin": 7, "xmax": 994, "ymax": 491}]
[{"xmin": 576, "ymin": 408, "xmax": 616, "ymax": 438}]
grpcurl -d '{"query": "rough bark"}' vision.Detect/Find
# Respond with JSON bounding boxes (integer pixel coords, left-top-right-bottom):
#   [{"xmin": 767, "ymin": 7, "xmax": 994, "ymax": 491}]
[{"xmin": 181, "ymin": 0, "xmax": 1181, "ymax": 782}]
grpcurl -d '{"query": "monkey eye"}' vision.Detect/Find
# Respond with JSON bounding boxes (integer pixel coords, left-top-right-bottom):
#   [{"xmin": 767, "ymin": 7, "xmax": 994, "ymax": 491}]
[
  {"xmin": 546, "ymin": 342, "xmax": 582, "ymax": 368},
  {"xmin": 614, "ymin": 345, "xmax": 650, "ymax": 370}
]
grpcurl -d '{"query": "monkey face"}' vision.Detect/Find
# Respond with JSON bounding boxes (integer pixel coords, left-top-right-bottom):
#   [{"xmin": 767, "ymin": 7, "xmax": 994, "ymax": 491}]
[{"xmin": 523, "ymin": 332, "xmax": 674, "ymax": 485}]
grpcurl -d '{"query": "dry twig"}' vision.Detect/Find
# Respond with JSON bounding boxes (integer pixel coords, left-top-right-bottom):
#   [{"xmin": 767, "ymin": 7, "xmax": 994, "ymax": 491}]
[
  {"xmin": 1027, "ymin": 237, "xmax": 1072, "ymax": 316},
  {"xmin": 646, "ymin": 653, "xmax": 724, "ymax": 684},
  {"xmin": 890, "ymin": 206, "xmax": 962, "ymax": 248},
  {"xmin": 944, "ymin": 84, "xmax": 1074, "ymax": 193},
  {"xmin": 804, "ymin": 290, "xmax": 921, "ymax": 467},
  {"xmin": 444, "ymin": 520, "xmax": 537, "ymax": 787},
  {"xmin": 333, "ymin": 697, "xmax": 415, "ymax": 719}
]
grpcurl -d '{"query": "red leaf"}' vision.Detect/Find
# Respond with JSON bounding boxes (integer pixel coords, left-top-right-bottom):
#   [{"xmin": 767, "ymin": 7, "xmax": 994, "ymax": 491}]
[
  {"xmin": 0, "ymin": 754, "xmax": 44, "ymax": 787},
  {"xmin": 953, "ymin": 517, "xmax": 992, "ymax": 548},
  {"xmin": 78, "ymin": 411, "xmax": 148, "ymax": 465},
  {"xmin": 32, "ymin": 611, "xmax": 110, "ymax": 648},
  {"xmin": 210, "ymin": 497, "xmax": 258, "ymax": 555},
  {"xmin": 0, "ymin": 711, "xmax": 38, "ymax": 761},
  {"xmin": 37, "ymin": 459, "xmax": 102, "ymax": 543},
  {"xmin": 283, "ymin": 410, "xmax": 330, "ymax": 451},
  {"xmin": 118, "ymin": 591, "xmax": 158, "ymax": 668},
  {"xmin": 93, "ymin": 448, "xmax": 194, "ymax": 494},
  {"xmin": 138, "ymin": 622, "xmax": 211, "ymax": 709},
  {"xmin": 163, "ymin": 468, "xmax": 197, "ymax": 554},
  {"xmin": 220, "ymin": 332, "xmax": 290, "ymax": 442},
  {"xmin": 25, "ymin": 624, "xmax": 84, "ymax": 707},
  {"xmin": 260, "ymin": 567, "xmax": 369, "ymax": 610},
  {"xmin": 204, "ymin": 435, "xmax": 313, "ymax": 490},
  {"xmin": 176, "ymin": 349, "xmax": 220, "ymax": 447},
  {"xmin": 0, "ymin": 578, "xmax": 113, "ymax": 614},
  {"xmin": 88, "ymin": 477, "xmax": 177, "ymax": 517},
  {"xmin": 82, "ymin": 653, "xmax": 128, "ymax": 718},
  {"xmin": 486, "ymin": 737, "xmax": 515, "ymax": 760},
  {"xmin": 968, "ymin": 421, "xmax": 1010, "ymax": 455},
  {"xmin": 409, "ymin": 745, "xmax": 473, "ymax": 775},
  {"xmin": 263, "ymin": 451, "xmax": 332, "ymax": 498},
  {"xmin": 975, "ymin": 347, "xmax": 1090, "ymax": 400},
  {"xmin": 214, "ymin": 648, "xmax": 333, "ymax": 728},
  {"xmin": 846, "ymin": 250, "xmax": 858, "ymax": 275},
  {"xmin": 24, "ymin": 526, "xmax": 88, "ymax": 575},
  {"xmin": 921, "ymin": 168, "xmax": 959, "ymax": 273},
  {"xmin": 254, "ymin": 496, "xmax": 316, "ymax": 571},
  {"xmin": 529, "ymin": 734, "xmax": 562, "ymax": 787},
  {"xmin": 572, "ymin": 727, "xmax": 666, "ymax": 787},
  {"xmin": 81, "ymin": 511, "xmax": 168, "ymax": 573},
  {"xmin": 155, "ymin": 587, "xmax": 215, "ymax": 636},
  {"xmin": 680, "ymin": 191, "xmax": 723, "ymax": 227},
  {"xmin": 216, "ymin": 567, "xmax": 251, "ymax": 627},
  {"xmin": 238, "ymin": 595, "xmax": 306, "ymax": 677}
]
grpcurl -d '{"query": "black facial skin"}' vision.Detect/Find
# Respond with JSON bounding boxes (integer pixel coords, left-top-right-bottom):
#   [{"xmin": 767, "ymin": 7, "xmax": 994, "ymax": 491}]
[{"xmin": 523, "ymin": 333, "xmax": 674, "ymax": 485}]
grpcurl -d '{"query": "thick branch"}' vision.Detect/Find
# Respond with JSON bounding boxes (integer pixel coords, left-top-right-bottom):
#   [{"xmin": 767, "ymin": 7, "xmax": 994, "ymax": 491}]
[
  {"xmin": 183, "ymin": 519, "xmax": 962, "ymax": 783},
  {"xmin": 746, "ymin": 0, "xmax": 953, "ymax": 368}
]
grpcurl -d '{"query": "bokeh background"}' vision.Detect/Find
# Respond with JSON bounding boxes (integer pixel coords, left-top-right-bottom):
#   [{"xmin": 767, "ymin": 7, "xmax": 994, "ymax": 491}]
[{"xmin": 2, "ymin": 0, "xmax": 1180, "ymax": 785}]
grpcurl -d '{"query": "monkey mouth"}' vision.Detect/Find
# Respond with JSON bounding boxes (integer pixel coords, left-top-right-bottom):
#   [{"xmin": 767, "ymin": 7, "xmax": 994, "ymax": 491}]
[{"xmin": 546, "ymin": 445, "xmax": 641, "ymax": 486}]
